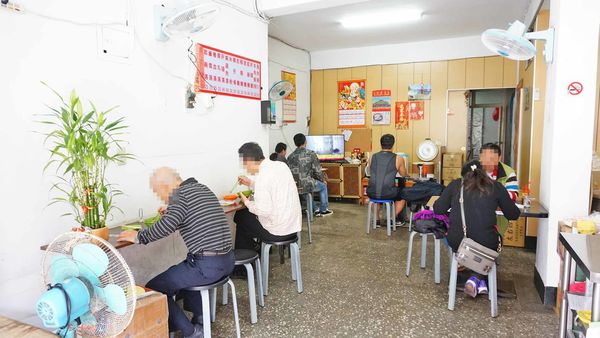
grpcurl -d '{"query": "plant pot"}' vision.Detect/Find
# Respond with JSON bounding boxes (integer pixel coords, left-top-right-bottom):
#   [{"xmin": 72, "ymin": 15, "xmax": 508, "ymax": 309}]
[{"xmin": 90, "ymin": 227, "xmax": 109, "ymax": 241}]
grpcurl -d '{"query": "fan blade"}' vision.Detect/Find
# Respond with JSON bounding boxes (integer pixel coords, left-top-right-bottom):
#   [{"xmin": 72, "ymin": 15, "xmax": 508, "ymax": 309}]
[
  {"xmin": 94, "ymin": 284, "xmax": 128, "ymax": 315},
  {"xmin": 49, "ymin": 255, "xmax": 79, "ymax": 284},
  {"xmin": 72, "ymin": 243, "xmax": 109, "ymax": 276},
  {"xmin": 74, "ymin": 261, "xmax": 101, "ymax": 287}
]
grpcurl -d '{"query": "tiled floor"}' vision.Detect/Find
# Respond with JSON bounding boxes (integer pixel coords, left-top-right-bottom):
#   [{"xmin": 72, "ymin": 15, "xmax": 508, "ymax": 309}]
[{"xmin": 207, "ymin": 202, "xmax": 559, "ymax": 337}]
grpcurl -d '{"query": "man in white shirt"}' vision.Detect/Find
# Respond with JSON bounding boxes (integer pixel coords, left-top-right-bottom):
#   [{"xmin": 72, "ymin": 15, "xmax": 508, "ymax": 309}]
[{"xmin": 234, "ymin": 142, "xmax": 302, "ymax": 251}]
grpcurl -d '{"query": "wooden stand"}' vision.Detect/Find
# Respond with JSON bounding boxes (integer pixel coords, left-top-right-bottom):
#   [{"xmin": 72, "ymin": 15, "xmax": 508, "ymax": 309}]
[{"xmin": 321, "ymin": 163, "xmax": 365, "ymax": 201}]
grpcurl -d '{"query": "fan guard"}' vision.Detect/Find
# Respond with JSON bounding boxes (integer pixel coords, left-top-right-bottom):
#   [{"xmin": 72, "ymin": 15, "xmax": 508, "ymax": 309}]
[
  {"xmin": 481, "ymin": 20, "xmax": 554, "ymax": 63},
  {"xmin": 269, "ymin": 80, "xmax": 293, "ymax": 101},
  {"xmin": 161, "ymin": 3, "xmax": 220, "ymax": 39}
]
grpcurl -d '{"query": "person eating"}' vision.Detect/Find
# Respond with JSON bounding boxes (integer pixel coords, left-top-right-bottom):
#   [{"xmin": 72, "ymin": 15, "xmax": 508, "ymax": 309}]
[{"xmin": 118, "ymin": 167, "xmax": 233, "ymax": 338}]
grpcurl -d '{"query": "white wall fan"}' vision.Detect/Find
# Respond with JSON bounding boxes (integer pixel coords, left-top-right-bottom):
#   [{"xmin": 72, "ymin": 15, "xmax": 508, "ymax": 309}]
[
  {"xmin": 154, "ymin": 2, "xmax": 220, "ymax": 41},
  {"xmin": 481, "ymin": 20, "xmax": 554, "ymax": 64}
]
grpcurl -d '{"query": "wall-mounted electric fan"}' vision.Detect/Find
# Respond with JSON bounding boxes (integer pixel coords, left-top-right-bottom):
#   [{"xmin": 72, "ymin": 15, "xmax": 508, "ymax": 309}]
[
  {"xmin": 36, "ymin": 232, "xmax": 136, "ymax": 337},
  {"xmin": 155, "ymin": 2, "xmax": 220, "ymax": 41},
  {"xmin": 481, "ymin": 20, "xmax": 554, "ymax": 64},
  {"xmin": 269, "ymin": 80, "xmax": 294, "ymax": 101}
]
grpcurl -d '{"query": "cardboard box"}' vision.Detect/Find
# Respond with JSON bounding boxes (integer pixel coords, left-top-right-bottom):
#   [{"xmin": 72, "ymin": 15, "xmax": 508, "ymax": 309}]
[
  {"xmin": 116, "ymin": 291, "xmax": 168, "ymax": 338},
  {"xmin": 442, "ymin": 167, "xmax": 462, "ymax": 181},
  {"xmin": 503, "ymin": 218, "xmax": 525, "ymax": 247},
  {"xmin": 443, "ymin": 153, "xmax": 463, "ymax": 168}
]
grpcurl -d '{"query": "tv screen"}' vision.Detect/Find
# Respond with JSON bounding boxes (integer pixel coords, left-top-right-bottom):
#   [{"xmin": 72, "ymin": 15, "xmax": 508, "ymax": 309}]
[{"xmin": 306, "ymin": 135, "xmax": 345, "ymax": 161}]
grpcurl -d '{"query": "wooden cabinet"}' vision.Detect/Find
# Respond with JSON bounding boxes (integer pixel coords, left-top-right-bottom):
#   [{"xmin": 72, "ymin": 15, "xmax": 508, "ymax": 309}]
[{"xmin": 322, "ymin": 163, "xmax": 364, "ymax": 199}]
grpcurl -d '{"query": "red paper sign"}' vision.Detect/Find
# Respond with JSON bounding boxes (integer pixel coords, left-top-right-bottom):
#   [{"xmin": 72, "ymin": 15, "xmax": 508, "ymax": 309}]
[
  {"xmin": 194, "ymin": 44, "xmax": 261, "ymax": 100},
  {"xmin": 395, "ymin": 101, "xmax": 409, "ymax": 130},
  {"xmin": 408, "ymin": 101, "xmax": 424, "ymax": 120}
]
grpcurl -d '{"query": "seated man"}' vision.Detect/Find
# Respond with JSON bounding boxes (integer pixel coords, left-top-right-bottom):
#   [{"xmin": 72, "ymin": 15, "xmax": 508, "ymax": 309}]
[
  {"xmin": 366, "ymin": 134, "xmax": 407, "ymax": 221},
  {"xmin": 118, "ymin": 167, "xmax": 233, "ymax": 338},
  {"xmin": 234, "ymin": 142, "xmax": 302, "ymax": 251},
  {"xmin": 287, "ymin": 133, "xmax": 333, "ymax": 216},
  {"xmin": 479, "ymin": 143, "xmax": 519, "ymax": 236}
]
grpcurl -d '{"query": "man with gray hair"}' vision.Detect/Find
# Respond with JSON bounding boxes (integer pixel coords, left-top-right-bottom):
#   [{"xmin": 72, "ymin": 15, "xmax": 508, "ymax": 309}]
[{"xmin": 119, "ymin": 167, "xmax": 233, "ymax": 338}]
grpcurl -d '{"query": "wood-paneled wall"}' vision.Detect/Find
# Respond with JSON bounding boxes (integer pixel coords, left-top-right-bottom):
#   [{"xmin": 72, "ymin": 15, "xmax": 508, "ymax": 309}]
[{"xmin": 310, "ymin": 56, "xmax": 518, "ymax": 168}]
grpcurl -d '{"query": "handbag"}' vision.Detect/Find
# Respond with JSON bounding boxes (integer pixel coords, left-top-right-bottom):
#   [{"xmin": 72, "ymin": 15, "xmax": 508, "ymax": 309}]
[{"xmin": 455, "ymin": 183, "xmax": 500, "ymax": 275}]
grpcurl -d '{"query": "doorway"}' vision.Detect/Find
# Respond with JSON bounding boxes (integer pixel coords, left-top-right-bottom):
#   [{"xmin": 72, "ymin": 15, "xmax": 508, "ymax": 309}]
[{"xmin": 466, "ymin": 89, "xmax": 516, "ymax": 165}]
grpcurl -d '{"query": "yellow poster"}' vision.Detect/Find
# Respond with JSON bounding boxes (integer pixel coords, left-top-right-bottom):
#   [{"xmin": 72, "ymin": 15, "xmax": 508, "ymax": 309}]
[{"xmin": 281, "ymin": 71, "xmax": 297, "ymax": 122}]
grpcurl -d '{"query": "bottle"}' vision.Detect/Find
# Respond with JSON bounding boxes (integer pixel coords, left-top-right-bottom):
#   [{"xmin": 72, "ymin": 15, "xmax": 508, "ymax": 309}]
[{"xmin": 522, "ymin": 184, "xmax": 531, "ymax": 208}]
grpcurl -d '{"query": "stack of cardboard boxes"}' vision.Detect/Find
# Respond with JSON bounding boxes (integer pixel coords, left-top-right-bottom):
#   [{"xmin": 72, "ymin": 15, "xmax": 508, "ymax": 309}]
[{"xmin": 442, "ymin": 153, "xmax": 463, "ymax": 186}]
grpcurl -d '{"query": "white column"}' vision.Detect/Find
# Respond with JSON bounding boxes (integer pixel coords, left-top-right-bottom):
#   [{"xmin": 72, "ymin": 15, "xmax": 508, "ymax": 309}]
[{"xmin": 537, "ymin": 0, "xmax": 600, "ymax": 287}]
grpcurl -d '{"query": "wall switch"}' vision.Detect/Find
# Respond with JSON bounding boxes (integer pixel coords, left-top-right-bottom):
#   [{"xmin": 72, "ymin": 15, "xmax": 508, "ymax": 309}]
[
  {"xmin": 534, "ymin": 88, "xmax": 541, "ymax": 101},
  {"xmin": 97, "ymin": 25, "xmax": 133, "ymax": 63}
]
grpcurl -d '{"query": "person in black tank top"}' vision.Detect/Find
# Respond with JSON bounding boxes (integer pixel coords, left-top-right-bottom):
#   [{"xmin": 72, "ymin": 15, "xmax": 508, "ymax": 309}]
[{"xmin": 366, "ymin": 134, "xmax": 407, "ymax": 220}]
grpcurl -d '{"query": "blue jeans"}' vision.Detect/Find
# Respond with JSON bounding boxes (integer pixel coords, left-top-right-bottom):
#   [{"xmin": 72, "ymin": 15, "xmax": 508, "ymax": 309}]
[
  {"xmin": 146, "ymin": 251, "xmax": 234, "ymax": 335},
  {"xmin": 312, "ymin": 180, "xmax": 329, "ymax": 213}
]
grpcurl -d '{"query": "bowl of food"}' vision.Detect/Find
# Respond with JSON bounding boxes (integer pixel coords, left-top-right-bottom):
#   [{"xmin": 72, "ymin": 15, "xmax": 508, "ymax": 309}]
[
  {"xmin": 239, "ymin": 190, "xmax": 253, "ymax": 197},
  {"xmin": 223, "ymin": 194, "xmax": 239, "ymax": 201}
]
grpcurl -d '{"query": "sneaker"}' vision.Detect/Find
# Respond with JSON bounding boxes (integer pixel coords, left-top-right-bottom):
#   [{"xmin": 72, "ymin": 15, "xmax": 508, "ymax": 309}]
[
  {"xmin": 464, "ymin": 276, "xmax": 479, "ymax": 298},
  {"xmin": 477, "ymin": 279, "xmax": 488, "ymax": 295},
  {"xmin": 319, "ymin": 209, "xmax": 333, "ymax": 216},
  {"xmin": 314, "ymin": 211, "xmax": 322, "ymax": 217},
  {"xmin": 184, "ymin": 323, "xmax": 204, "ymax": 338}
]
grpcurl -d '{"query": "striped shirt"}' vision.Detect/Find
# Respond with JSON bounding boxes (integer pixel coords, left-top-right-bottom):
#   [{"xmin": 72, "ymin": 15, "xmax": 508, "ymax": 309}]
[{"xmin": 137, "ymin": 178, "xmax": 232, "ymax": 253}]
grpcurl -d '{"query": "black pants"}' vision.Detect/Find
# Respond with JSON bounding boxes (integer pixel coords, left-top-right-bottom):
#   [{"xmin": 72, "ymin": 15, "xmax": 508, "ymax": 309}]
[
  {"xmin": 234, "ymin": 209, "xmax": 296, "ymax": 251},
  {"xmin": 146, "ymin": 251, "xmax": 234, "ymax": 335}
]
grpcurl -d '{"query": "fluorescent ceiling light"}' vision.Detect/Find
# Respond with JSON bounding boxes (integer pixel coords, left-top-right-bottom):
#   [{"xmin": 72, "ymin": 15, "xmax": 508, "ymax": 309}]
[{"xmin": 340, "ymin": 9, "xmax": 422, "ymax": 29}]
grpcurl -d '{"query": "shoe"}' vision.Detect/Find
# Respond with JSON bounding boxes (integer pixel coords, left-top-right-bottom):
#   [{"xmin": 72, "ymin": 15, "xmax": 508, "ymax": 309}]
[
  {"xmin": 319, "ymin": 209, "xmax": 333, "ymax": 216},
  {"xmin": 464, "ymin": 276, "xmax": 479, "ymax": 298},
  {"xmin": 477, "ymin": 279, "xmax": 488, "ymax": 295},
  {"xmin": 184, "ymin": 323, "xmax": 204, "ymax": 338},
  {"xmin": 314, "ymin": 211, "xmax": 322, "ymax": 217}
]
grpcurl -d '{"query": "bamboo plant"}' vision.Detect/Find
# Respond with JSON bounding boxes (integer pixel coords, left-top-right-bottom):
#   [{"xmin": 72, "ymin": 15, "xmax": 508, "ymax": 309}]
[{"xmin": 40, "ymin": 84, "xmax": 133, "ymax": 229}]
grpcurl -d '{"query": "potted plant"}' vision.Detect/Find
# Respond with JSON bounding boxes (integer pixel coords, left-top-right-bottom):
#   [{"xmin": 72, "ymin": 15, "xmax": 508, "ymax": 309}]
[{"xmin": 40, "ymin": 85, "xmax": 133, "ymax": 240}]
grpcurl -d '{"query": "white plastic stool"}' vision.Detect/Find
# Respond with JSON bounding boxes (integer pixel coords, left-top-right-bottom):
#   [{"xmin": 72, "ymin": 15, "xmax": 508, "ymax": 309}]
[
  {"xmin": 405, "ymin": 231, "xmax": 442, "ymax": 283},
  {"xmin": 447, "ymin": 253, "xmax": 498, "ymax": 317},
  {"xmin": 366, "ymin": 199, "xmax": 396, "ymax": 236},
  {"xmin": 298, "ymin": 192, "xmax": 313, "ymax": 248},
  {"xmin": 222, "ymin": 249, "xmax": 264, "ymax": 324},
  {"xmin": 261, "ymin": 236, "xmax": 303, "ymax": 295},
  {"xmin": 182, "ymin": 276, "xmax": 241, "ymax": 338}
]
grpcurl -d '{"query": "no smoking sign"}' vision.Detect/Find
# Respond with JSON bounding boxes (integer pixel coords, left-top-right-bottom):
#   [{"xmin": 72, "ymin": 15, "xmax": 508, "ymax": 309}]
[{"xmin": 568, "ymin": 82, "xmax": 583, "ymax": 95}]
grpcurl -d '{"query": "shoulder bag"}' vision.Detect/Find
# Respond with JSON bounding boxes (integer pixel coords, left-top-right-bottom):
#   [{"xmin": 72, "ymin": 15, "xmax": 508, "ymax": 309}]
[{"xmin": 455, "ymin": 183, "xmax": 500, "ymax": 275}]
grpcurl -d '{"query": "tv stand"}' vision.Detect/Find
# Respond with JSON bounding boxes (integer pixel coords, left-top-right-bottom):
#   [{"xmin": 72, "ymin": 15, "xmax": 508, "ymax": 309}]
[{"xmin": 321, "ymin": 162, "xmax": 365, "ymax": 200}]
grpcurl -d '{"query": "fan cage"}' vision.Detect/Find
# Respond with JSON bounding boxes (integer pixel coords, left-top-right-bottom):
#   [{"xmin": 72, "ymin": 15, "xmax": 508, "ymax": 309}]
[
  {"xmin": 163, "ymin": 4, "xmax": 220, "ymax": 37},
  {"xmin": 42, "ymin": 232, "xmax": 136, "ymax": 337},
  {"xmin": 269, "ymin": 81, "xmax": 294, "ymax": 101}
]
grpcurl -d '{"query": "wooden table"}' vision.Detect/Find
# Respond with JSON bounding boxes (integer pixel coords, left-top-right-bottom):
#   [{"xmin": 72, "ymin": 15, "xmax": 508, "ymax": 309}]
[
  {"xmin": 0, "ymin": 316, "xmax": 55, "ymax": 337},
  {"xmin": 40, "ymin": 203, "xmax": 247, "ymax": 251},
  {"xmin": 558, "ymin": 233, "xmax": 600, "ymax": 337},
  {"xmin": 496, "ymin": 200, "xmax": 548, "ymax": 250}
]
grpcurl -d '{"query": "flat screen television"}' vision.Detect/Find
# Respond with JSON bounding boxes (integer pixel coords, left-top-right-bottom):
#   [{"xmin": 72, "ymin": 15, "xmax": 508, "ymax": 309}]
[{"xmin": 306, "ymin": 135, "xmax": 345, "ymax": 161}]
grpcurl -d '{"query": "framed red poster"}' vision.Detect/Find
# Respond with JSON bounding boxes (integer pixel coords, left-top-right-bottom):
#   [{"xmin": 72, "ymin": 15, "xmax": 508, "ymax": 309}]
[
  {"xmin": 409, "ymin": 101, "xmax": 424, "ymax": 120},
  {"xmin": 194, "ymin": 44, "xmax": 261, "ymax": 100},
  {"xmin": 395, "ymin": 101, "xmax": 409, "ymax": 130}
]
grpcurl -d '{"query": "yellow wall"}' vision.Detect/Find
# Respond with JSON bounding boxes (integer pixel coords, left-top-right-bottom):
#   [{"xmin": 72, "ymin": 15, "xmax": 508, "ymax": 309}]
[
  {"xmin": 310, "ymin": 56, "xmax": 518, "ymax": 168},
  {"xmin": 525, "ymin": 10, "xmax": 550, "ymax": 237}
]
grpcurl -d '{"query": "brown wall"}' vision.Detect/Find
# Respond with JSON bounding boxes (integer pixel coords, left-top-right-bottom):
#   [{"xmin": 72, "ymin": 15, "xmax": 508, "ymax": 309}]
[{"xmin": 310, "ymin": 56, "xmax": 518, "ymax": 169}]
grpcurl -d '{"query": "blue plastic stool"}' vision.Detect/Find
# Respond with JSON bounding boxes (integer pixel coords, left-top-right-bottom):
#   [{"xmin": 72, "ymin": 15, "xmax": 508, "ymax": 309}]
[{"xmin": 366, "ymin": 199, "xmax": 396, "ymax": 236}]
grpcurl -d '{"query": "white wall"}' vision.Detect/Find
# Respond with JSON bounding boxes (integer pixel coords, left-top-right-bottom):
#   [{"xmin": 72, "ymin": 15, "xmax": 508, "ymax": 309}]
[
  {"xmin": 536, "ymin": 0, "xmax": 600, "ymax": 287},
  {"xmin": 311, "ymin": 35, "xmax": 495, "ymax": 69},
  {"xmin": 0, "ymin": 0, "xmax": 268, "ymax": 320},
  {"xmin": 267, "ymin": 37, "xmax": 310, "ymax": 154}
]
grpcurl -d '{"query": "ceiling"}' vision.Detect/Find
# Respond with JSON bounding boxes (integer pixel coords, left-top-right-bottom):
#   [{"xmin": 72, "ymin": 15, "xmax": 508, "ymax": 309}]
[{"xmin": 268, "ymin": 0, "xmax": 534, "ymax": 51}]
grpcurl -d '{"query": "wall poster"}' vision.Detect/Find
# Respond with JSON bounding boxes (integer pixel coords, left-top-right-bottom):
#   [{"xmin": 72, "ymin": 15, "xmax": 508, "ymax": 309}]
[
  {"xmin": 395, "ymin": 101, "xmax": 409, "ymax": 130},
  {"xmin": 409, "ymin": 101, "xmax": 425, "ymax": 120},
  {"xmin": 371, "ymin": 89, "xmax": 391, "ymax": 125},
  {"xmin": 194, "ymin": 44, "xmax": 261, "ymax": 100},
  {"xmin": 408, "ymin": 83, "xmax": 431, "ymax": 100},
  {"xmin": 338, "ymin": 79, "xmax": 366, "ymax": 127},
  {"xmin": 281, "ymin": 71, "xmax": 297, "ymax": 122}
]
